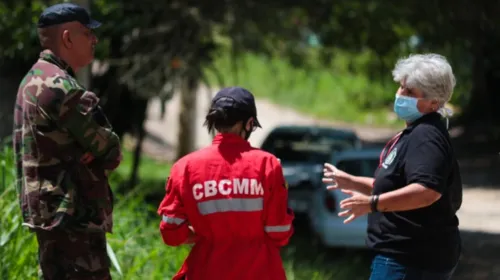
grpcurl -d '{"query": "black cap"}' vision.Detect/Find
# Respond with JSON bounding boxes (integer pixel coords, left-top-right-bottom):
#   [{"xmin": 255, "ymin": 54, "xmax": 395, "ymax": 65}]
[
  {"xmin": 37, "ymin": 3, "xmax": 101, "ymax": 29},
  {"xmin": 212, "ymin": 87, "xmax": 262, "ymax": 128}
]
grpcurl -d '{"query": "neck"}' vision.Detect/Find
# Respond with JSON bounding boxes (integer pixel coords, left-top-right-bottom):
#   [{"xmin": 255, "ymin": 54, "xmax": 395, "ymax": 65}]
[
  {"xmin": 222, "ymin": 130, "xmax": 245, "ymax": 138},
  {"xmin": 218, "ymin": 129, "xmax": 249, "ymax": 141},
  {"xmin": 46, "ymin": 48, "xmax": 79, "ymax": 73}
]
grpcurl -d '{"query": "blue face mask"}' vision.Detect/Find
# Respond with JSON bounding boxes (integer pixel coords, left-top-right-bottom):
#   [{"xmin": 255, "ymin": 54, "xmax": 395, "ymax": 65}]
[{"xmin": 393, "ymin": 94, "xmax": 423, "ymax": 122}]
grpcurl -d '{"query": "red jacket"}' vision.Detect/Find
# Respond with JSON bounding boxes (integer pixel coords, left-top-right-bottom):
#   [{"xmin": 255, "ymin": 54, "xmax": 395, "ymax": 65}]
[{"xmin": 158, "ymin": 133, "xmax": 294, "ymax": 280}]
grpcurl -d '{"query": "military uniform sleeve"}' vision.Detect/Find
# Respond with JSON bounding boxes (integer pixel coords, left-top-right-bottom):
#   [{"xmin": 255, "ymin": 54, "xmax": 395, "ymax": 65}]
[
  {"xmin": 87, "ymin": 103, "xmax": 122, "ymax": 170},
  {"xmin": 157, "ymin": 165, "xmax": 190, "ymax": 246},
  {"xmin": 55, "ymin": 86, "xmax": 121, "ymax": 166},
  {"xmin": 263, "ymin": 157, "xmax": 294, "ymax": 247}
]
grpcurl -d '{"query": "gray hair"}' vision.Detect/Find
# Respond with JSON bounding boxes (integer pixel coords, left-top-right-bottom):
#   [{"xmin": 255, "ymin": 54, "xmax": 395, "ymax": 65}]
[{"xmin": 392, "ymin": 53, "xmax": 456, "ymax": 105}]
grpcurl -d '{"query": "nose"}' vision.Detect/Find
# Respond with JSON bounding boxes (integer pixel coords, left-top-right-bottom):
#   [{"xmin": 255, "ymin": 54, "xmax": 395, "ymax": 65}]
[{"xmin": 397, "ymin": 87, "xmax": 408, "ymax": 96}]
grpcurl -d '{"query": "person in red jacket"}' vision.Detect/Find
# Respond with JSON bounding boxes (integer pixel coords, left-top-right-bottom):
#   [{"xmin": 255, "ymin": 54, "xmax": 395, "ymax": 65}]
[{"xmin": 157, "ymin": 86, "xmax": 294, "ymax": 280}]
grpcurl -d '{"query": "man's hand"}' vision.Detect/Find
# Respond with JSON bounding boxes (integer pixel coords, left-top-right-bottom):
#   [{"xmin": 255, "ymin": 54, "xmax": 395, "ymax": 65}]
[
  {"xmin": 322, "ymin": 163, "xmax": 356, "ymax": 191},
  {"xmin": 338, "ymin": 190, "xmax": 371, "ymax": 224},
  {"xmin": 184, "ymin": 225, "xmax": 197, "ymax": 245},
  {"xmin": 101, "ymin": 147, "xmax": 123, "ymax": 171},
  {"xmin": 80, "ymin": 152, "xmax": 95, "ymax": 164}
]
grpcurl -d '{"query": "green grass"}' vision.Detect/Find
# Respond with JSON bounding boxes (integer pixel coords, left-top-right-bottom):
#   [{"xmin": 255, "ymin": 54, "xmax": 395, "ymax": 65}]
[
  {"xmin": 205, "ymin": 49, "xmax": 403, "ymax": 128},
  {"xmin": 0, "ymin": 146, "xmax": 39, "ymax": 280},
  {"xmin": 113, "ymin": 151, "xmax": 172, "ymax": 183},
  {"xmin": 1, "ymin": 147, "xmax": 370, "ymax": 279}
]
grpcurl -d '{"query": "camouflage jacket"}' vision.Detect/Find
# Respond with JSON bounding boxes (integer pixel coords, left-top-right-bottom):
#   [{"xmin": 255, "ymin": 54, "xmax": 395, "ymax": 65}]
[{"xmin": 12, "ymin": 50, "xmax": 122, "ymax": 233}]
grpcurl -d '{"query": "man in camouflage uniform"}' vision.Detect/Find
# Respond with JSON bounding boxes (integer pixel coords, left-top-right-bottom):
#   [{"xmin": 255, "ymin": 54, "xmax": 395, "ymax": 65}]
[{"xmin": 12, "ymin": 3, "xmax": 122, "ymax": 280}]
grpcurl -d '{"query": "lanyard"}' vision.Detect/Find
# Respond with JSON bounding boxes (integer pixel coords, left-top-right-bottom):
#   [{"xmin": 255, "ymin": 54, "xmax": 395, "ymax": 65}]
[{"xmin": 379, "ymin": 131, "xmax": 403, "ymax": 167}]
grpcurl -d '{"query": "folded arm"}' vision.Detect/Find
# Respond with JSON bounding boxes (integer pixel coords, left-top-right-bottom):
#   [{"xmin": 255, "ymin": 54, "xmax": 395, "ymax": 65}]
[{"xmin": 53, "ymin": 86, "xmax": 121, "ymax": 169}]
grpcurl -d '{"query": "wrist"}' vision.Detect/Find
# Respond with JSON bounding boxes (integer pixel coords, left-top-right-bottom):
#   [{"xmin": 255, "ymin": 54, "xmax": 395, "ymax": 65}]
[{"xmin": 370, "ymin": 195, "xmax": 379, "ymax": 213}]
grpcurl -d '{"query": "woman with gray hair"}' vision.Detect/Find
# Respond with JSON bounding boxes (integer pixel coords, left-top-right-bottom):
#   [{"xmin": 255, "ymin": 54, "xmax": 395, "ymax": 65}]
[{"xmin": 323, "ymin": 53, "xmax": 463, "ymax": 280}]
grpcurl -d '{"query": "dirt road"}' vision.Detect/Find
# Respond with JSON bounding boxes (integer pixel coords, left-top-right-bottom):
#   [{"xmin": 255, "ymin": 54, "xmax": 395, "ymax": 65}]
[
  {"xmin": 144, "ymin": 86, "xmax": 398, "ymax": 149},
  {"xmin": 143, "ymin": 86, "xmax": 500, "ymax": 279}
]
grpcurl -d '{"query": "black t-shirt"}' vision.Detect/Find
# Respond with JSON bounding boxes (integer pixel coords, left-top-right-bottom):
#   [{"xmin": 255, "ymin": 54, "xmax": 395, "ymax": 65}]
[{"xmin": 367, "ymin": 112, "xmax": 463, "ymax": 272}]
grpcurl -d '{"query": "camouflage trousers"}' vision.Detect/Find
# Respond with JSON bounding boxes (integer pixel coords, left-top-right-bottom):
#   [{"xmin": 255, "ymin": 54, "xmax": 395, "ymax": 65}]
[{"xmin": 34, "ymin": 228, "xmax": 111, "ymax": 280}]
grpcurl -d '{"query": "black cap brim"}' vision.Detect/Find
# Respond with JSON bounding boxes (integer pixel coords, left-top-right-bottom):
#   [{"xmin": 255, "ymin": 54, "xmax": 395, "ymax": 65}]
[
  {"xmin": 254, "ymin": 117, "xmax": 262, "ymax": 128},
  {"xmin": 86, "ymin": 19, "xmax": 101, "ymax": 29}
]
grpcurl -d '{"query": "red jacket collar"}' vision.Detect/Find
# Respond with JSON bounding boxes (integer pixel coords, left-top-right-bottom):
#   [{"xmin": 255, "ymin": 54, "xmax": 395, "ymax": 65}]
[{"xmin": 212, "ymin": 133, "xmax": 250, "ymax": 146}]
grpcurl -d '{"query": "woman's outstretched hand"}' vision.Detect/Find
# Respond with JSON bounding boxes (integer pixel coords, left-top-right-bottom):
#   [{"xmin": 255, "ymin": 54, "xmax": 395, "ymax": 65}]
[{"xmin": 322, "ymin": 163, "xmax": 356, "ymax": 191}]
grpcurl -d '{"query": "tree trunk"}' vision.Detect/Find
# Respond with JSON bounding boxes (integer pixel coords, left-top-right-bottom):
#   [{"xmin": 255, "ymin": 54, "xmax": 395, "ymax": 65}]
[
  {"xmin": 458, "ymin": 3, "xmax": 500, "ymax": 125},
  {"xmin": 72, "ymin": 0, "xmax": 91, "ymax": 88},
  {"xmin": 0, "ymin": 57, "xmax": 33, "ymax": 143},
  {"xmin": 129, "ymin": 123, "xmax": 146, "ymax": 188},
  {"xmin": 464, "ymin": 53, "xmax": 487, "ymax": 122},
  {"xmin": 176, "ymin": 76, "xmax": 198, "ymax": 160},
  {"xmin": 0, "ymin": 76, "xmax": 19, "ymax": 142}
]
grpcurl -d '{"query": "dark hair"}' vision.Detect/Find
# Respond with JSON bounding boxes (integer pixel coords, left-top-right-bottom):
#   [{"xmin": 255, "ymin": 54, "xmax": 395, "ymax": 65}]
[{"xmin": 204, "ymin": 106, "xmax": 251, "ymax": 134}]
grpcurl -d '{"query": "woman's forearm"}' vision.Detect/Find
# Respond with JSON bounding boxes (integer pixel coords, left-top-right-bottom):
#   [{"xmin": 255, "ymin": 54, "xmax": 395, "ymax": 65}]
[
  {"xmin": 377, "ymin": 183, "xmax": 441, "ymax": 212},
  {"xmin": 351, "ymin": 176, "xmax": 375, "ymax": 195}
]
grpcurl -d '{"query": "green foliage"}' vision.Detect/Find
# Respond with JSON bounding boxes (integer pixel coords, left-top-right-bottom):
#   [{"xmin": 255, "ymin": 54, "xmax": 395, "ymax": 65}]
[
  {"xmin": 0, "ymin": 0, "xmax": 64, "ymax": 61},
  {"xmin": 0, "ymin": 146, "xmax": 369, "ymax": 279},
  {"xmin": 0, "ymin": 0, "xmax": 494, "ymax": 121},
  {"xmin": 0, "ymin": 146, "xmax": 39, "ymax": 280}
]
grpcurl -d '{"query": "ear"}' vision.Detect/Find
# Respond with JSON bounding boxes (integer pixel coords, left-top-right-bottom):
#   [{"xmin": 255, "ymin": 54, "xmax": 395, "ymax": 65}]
[
  {"xmin": 245, "ymin": 117, "xmax": 254, "ymax": 130},
  {"xmin": 430, "ymin": 99, "xmax": 440, "ymax": 111},
  {"xmin": 61, "ymin": 29, "xmax": 72, "ymax": 49}
]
